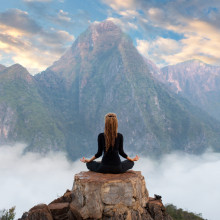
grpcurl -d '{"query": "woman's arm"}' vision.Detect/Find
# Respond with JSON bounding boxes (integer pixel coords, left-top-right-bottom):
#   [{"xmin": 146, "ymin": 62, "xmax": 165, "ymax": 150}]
[
  {"xmin": 118, "ymin": 134, "xmax": 128, "ymax": 158},
  {"xmin": 80, "ymin": 155, "xmax": 96, "ymax": 163},
  {"xmin": 127, "ymin": 155, "xmax": 140, "ymax": 162},
  {"xmin": 126, "ymin": 156, "xmax": 134, "ymax": 161},
  {"xmin": 88, "ymin": 155, "xmax": 96, "ymax": 162},
  {"xmin": 118, "ymin": 134, "xmax": 140, "ymax": 162},
  {"xmin": 94, "ymin": 133, "xmax": 103, "ymax": 158},
  {"xmin": 80, "ymin": 134, "xmax": 103, "ymax": 163}
]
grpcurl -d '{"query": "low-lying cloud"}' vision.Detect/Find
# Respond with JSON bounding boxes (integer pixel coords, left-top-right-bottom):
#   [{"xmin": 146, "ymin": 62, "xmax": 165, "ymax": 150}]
[{"xmin": 0, "ymin": 144, "xmax": 219, "ymax": 220}]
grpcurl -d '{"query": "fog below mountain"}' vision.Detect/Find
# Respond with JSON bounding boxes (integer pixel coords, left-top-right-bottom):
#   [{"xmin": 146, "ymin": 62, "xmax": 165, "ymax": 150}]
[{"xmin": 0, "ymin": 144, "xmax": 219, "ymax": 220}]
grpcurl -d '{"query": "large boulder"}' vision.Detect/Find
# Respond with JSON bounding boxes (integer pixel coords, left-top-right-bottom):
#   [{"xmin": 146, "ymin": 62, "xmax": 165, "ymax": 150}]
[{"xmin": 71, "ymin": 170, "xmax": 149, "ymax": 219}]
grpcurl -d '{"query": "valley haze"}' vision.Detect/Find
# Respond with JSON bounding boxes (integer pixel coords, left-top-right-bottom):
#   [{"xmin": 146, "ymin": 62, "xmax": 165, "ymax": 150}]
[{"xmin": 0, "ymin": 144, "xmax": 219, "ymax": 220}]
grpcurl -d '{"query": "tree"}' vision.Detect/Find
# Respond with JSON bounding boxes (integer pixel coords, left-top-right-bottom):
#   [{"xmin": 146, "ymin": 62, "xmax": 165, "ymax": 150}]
[
  {"xmin": 165, "ymin": 204, "xmax": 206, "ymax": 220},
  {"xmin": 0, "ymin": 206, "xmax": 16, "ymax": 220}
]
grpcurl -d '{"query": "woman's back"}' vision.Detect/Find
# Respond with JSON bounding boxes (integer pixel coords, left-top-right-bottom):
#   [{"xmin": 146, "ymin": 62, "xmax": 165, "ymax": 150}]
[{"xmin": 95, "ymin": 132, "xmax": 128, "ymax": 166}]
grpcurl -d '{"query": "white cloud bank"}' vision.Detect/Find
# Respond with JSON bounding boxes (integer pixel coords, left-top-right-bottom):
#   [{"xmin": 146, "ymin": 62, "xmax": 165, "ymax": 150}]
[{"xmin": 0, "ymin": 144, "xmax": 220, "ymax": 220}]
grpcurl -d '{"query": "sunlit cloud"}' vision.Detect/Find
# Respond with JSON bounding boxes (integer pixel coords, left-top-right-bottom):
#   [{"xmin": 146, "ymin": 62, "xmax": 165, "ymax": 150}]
[
  {"xmin": 0, "ymin": 9, "xmax": 41, "ymax": 34},
  {"xmin": 102, "ymin": 0, "xmax": 135, "ymax": 11},
  {"xmin": 151, "ymin": 20, "xmax": 220, "ymax": 66},
  {"xmin": 136, "ymin": 39, "xmax": 149, "ymax": 57},
  {"xmin": 1, "ymin": 0, "xmax": 220, "ymax": 71},
  {"xmin": 148, "ymin": 7, "xmax": 164, "ymax": 23},
  {"xmin": 0, "ymin": 9, "xmax": 74, "ymax": 74},
  {"xmin": 102, "ymin": 0, "xmax": 220, "ymax": 67},
  {"xmin": 118, "ymin": 9, "xmax": 139, "ymax": 18},
  {"xmin": 136, "ymin": 37, "xmax": 182, "ymax": 66},
  {"xmin": 57, "ymin": 10, "xmax": 71, "ymax": 22},
  {"xmin": 145, "ymin": 5, "xmax": 220, "ymax": 66},
  {"xmin": 49, "ymin": 9, "xmax": 76, "ymax": 27}
]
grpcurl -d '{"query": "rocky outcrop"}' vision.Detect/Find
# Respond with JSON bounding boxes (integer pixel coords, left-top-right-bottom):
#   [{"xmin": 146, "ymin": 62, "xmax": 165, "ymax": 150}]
[
  {"xmin": 19, "ymin": 171, "xmax": 173, "ymax": 220},
  {"xmin": 146, "ymin": 198, "xmax": 172, "ymax": 220},
  {"xmin": 71, "ymin": 170, "xmax": 148, "ymax": 219},
  {"xmin": 26, "ymin": 204, "xmax": 53, "ymax": 220}
]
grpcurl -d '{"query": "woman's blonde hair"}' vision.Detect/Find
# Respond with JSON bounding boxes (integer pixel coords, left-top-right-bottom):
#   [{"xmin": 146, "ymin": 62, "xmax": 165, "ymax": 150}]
[{"xmin": 104, "ymin": 112, "xmax": 118, "ymax": 152}]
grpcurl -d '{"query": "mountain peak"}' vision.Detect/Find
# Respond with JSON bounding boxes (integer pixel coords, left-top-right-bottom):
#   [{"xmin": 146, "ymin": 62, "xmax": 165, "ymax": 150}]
[
  {"xmin": 185, "ymin": 59, "xmax": 203, "ymax": 63},
  {"xmin": 90, "ymin": 20, "xmax": 120, "ymax": 33},
  {"xmin": 0, "ymin": 63, "xmax": 33, "ymax": 83},
  {"xmin": 76, "ymin": 19, "xmax": 123, "ymax": 47},
  {"xmin": 0, "ymin": 64, "xmax": 6, "ymax": 72},
  {"xmin": 162, "ymin": 59, "xmax": 205, "ymax": 70},
  {"xmin": 182, "ymin": 59, "xmax": 206, "ymax": 66},
  {"xmin": 9, "ymin": 63, "xmax": 27, "ymax": 71},
  {"xmin": 47, "ymin": 20, "xmax": 127, "ymax": 78}
]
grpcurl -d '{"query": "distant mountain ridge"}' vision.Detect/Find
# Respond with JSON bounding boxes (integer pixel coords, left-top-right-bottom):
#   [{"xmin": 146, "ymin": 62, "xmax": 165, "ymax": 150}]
[
  {"xmin": 150, "ymin": 59, "xmax": 220, "ymax": 121},
  {"xmin": 1, "ymin": 21, "xmax": 220, "ymax": 159}
]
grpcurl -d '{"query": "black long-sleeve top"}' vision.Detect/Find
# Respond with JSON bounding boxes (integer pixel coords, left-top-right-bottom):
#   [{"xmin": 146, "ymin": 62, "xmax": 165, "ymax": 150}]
[{"xmin": 94, "ymin": 132, "xmax": 128, "ymax": 166}]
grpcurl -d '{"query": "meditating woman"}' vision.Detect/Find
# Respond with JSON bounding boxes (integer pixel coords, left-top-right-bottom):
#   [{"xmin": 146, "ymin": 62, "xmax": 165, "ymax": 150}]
[{"xmin": 80, "ymin": 112, "xmax": 140, "ymax": 173}]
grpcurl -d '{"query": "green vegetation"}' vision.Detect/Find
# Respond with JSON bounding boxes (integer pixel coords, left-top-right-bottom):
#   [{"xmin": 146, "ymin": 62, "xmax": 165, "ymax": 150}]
[
  {"xmin": 0, "ymin": 206, "xmax": 16, "ymax": 220},
  {"xmin": 0, "ymin": 65, "xmax": 65, "ymax": 152},
  {"xmin": 165, "ymin": 204, "xmax": 206, "ymax": 220}
]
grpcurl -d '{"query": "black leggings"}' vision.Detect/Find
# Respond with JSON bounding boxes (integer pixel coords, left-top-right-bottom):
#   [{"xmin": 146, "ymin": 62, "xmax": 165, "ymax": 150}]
[{"xmin": 86, "ymin": 160, "xmax": 134, "ymax": 174}]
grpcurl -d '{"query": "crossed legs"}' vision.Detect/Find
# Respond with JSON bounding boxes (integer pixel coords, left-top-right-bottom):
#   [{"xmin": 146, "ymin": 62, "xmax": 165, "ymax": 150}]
[{"xmin": 86, "ymin": 160, "xmax": 134, "ymax": 174}]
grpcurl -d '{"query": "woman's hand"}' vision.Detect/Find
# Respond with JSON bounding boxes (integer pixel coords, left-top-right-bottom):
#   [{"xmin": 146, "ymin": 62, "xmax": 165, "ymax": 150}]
[
  {"xmin": 80, "ymin": 157, "xmax": 90, "ymax": 163},
  {"xmin": 132, "ymin": 155, "xmax": 140, "ymax": 161}
]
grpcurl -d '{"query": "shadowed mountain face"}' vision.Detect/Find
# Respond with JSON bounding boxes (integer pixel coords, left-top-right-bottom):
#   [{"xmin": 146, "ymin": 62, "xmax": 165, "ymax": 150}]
[
  {"xmin": 1, "ymin": 21, "xmax": 220, "ymax": 159},
  {"xmin": 159, "ymin": 60, "xmax": 220, "ymax": 121}
]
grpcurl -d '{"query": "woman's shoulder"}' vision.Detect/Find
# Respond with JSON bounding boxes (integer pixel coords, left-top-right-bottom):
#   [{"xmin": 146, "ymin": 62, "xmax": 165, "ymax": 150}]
[
  {"xmin": 98, "ymin": 132, "xmax": 122, "ymax": 137},
  {"xmin": 98, "ymin": 132, "xmax": 104, "ymax": 137},
  {"xmin": 98, "ymin": 133, "xmax": 104, "ymax": 141},
  {"xmin": 117, "ymin": 132, "xmax": 123, "ymax": 138}
]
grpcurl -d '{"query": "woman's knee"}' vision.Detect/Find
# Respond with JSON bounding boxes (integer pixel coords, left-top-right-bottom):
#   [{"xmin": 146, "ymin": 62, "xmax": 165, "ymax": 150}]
[
  {"xmin": 123, "ymin": 160, "xmax": 134, "ymax": 169},
  {"xmin": 86, "ymin": 162, "xmax": 89, "ymax": 169},
  {"xmin": 86, "ymin": 161, "xmax": 93, "ymax": 170},
  {"xmin": 125, "ymin": 159, "xmax": 134, "ymax": 165},
  {"xmin": 128, "ymin": 160, "xmax": 134, "ymax": 168},
  {"xmin": 121, "ymin": 160, "xmax": 134, "ymax": 172},
  {"xmin": 86, "ymin": 161, "xmax": 101, "ymax": 172}
]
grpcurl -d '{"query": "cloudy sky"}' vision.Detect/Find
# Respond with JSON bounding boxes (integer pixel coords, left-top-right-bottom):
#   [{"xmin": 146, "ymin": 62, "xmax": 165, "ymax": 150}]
[{"xmin": 1, "ymin": 0, "xmax": 220, "ymax": 74}]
